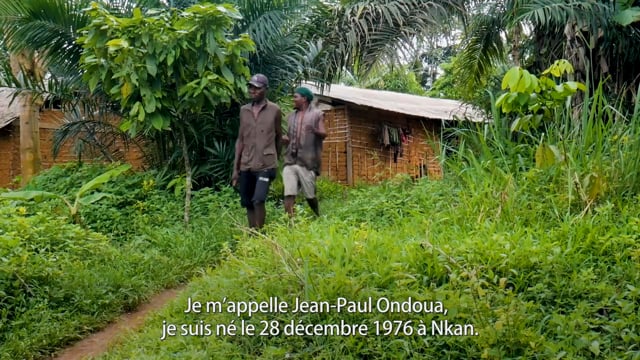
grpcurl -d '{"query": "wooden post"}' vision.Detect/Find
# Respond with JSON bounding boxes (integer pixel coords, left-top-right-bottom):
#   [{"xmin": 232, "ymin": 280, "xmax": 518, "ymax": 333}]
[
  {"xmin": 10, "ymin": 50, "xmax": 43, "ymax": 186},
  {"xmin": 335, "ymin": 146, "xmax": 340, "ymax": 182},
  {"xmin": 364, "ymin": 144, "xmax": 369, "ymax": 181},
  {"xmin": 328, "ymin": 144, "xmax": 332, "ymax": 178},
  {"xmin": 18, "ymin": 92, "xmax": 41, "ymax": 186},
  {"xmin": 345, "ymin": 107, "xmax": 353, "ymax": 186}
]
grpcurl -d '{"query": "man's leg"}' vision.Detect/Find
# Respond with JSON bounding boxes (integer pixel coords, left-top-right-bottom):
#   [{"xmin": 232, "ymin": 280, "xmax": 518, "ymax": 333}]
[
  {"xmin": 306, "ymin": 197, "xmax": 319, "ymax": 216},
  {"xmin": 284, "ymin": 196, "xmax": 296, "ymax": 217},
  {"xmin": 239, "ymin": 170, "xmax": 257, "ymax": 228},
  {"xmin": 246, "ymin": 207, "xmax": 256, "ymax": 228},
  {"xmin": 252, "ymin": 169, "xmax": 276, "ymax": 229},
  {"xmin": 282, "ymin": 165, "xmax": 299, "ymax": 217},
  {"xmin": 299, "ymin": 166, "xmax": 319, "ymax": 217},
  {"xmin": 253, "ymin": 202, "xmax": 266, "ymax": 228}
]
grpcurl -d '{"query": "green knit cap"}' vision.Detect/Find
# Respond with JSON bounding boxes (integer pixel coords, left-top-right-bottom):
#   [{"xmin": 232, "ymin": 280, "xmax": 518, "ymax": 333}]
[{"xmin": 294, "ymin": 87, "xmax": 314, "ymax": 102}]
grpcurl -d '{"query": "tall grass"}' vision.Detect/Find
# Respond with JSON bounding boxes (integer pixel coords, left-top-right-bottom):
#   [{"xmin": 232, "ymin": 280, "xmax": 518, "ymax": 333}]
[
  {"xmin": 94, "ymin": 82, "xmax": 640, "ymax": 358},
  {"xmin": 95, "ymin": 171, "xmax": 640, "ymax": 359},
  {"xmin": 446, "ymin": 82, "xmax": 640, "ymax": 216},
  {"xmin": 7, "ymin": 80, "xmax": 640, "ymax": 359}
]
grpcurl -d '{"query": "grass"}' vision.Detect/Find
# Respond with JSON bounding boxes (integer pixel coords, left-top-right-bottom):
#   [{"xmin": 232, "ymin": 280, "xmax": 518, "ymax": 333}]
[
  {"xmin": 4, "ymin": 78, "xmax": 640, "ymax": 359},
  {"xmin": 94, "ymin": 173, "xmax": 640, "ymax": 359},
  {"xmin": 0, "ymin": 165, "xmax": 241, "ymax": 359},
  {"xmin": 92, "ymin": 84, "xmax": 640, "ymax": 358}
]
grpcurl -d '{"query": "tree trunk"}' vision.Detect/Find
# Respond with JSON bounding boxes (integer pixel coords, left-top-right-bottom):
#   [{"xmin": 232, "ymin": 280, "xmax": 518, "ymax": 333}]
[
  {"xmin": 510, "ymin": 25, "xmax": 522, "ymax": 67},
  {"xmin": 10, "ymin": 50, "xmax": 43, "ymax": 186},
  {"xmin": 18, "ymin": 92, "xmax": 41, "ymax": 186},
  {"xmin": 564, "ymin": 22, "xmax": 587, "ymax": 115},
  {"xmin": 179, "ymin": 125, "xmax": 192, "ymax": 225}
]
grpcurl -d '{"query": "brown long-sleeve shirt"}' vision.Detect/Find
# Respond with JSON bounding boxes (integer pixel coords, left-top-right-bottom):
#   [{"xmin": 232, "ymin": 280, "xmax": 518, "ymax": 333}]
[{"xmin": 237, "ymin": 100, "xmax": 282, "ymax": 171}]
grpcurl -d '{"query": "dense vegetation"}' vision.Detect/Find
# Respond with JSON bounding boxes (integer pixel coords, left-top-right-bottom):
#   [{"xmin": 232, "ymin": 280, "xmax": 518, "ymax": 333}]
[
  {"xmin": 0, "ymin": 164, "xmax": 241, "ymax": 359},
  {"xmin": 96, "ymin": 103, "xmax": 640, "ymax": 358},
  {"xmin": 3, "ymin": 75, "xmax": 640, "ymax": 357},
  {"xmin": 3, "ymin": 0, "xmax": 639, "ymax": 188},
  {"xmin": 1, "ymin": 0, "xmax": 640, "ymax": 359}
]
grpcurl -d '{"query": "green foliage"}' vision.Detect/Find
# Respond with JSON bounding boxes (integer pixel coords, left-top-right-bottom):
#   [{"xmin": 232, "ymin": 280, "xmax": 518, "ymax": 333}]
[
  {"xmin": 427, "ymin": 56, "xmax": 503, "ymax": 114},
  {"xmin": 94, "ymin": 172, "xmax": 640, "ymax": 359},
  {"xmin": 206, "ymin": 0, "xmax": 314, "ymax": 92},
  {"xmin": 426, "ymin": 62, "xmax": 463, "ymax": 99},
  {"xmin": 0, "ymin": 164, "xmax": 131, "ymax": 224},
  {"xmin": 79, "ymin": 2, "xmax": 254, "ymax": 136},
  {"xmin": 339, "ymin": 62, "xmax": 427, "ymax": 96},
  {"xmin": 79, "ymin": 2, "xmax": 255, "ymax": 222},
  {"xmin": 367, "ymin": 66, "xmax": 426, "ymax": 95},
  {"xmin": 613, "ymin": 1, "xmax": 640, "ymax": 26},
  {"xmin": 496, "ymin": 59, "xmax": 586, "ymax": 133},
  {"xmin": 0, "ymin": 207, "xmax": 119, "ymax": 358},
  {"xmin": 454, "ymin": 0, "xmax": 640, "ymax": 104},
  {"xmin": 0, "ymin": 165, "xmax": 240, "ymax": 359},
  {"xmin": 452, "ymin": 68, "xmax": 640, "ymax": 209},
  {"xmin": 6, "ymin": 77, "xmax": 640, "ymax": 358},
  {"xmin": 303, "ymin": 0, "xmax": 454, "ymax": 85}
]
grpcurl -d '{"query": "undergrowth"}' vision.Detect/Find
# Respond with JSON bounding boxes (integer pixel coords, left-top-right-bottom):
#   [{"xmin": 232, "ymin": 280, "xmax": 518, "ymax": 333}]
[
  {"xmin": 95, "ymin": 79, "xmax": 640, "ymax": 359},
  {"xmin": 0, "ymin": 164, "xmax": 241, "ymax": 359},
  {"xmin": 95, "ymin": 171, "xmax": 640, "ymax": 359}
]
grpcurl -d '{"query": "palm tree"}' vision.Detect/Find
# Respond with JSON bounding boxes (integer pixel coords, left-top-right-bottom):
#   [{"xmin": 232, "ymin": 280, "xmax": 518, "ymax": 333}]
[
  {"xmin": 0, "ymin": 0, "xmax": 165, "ymax": 185},
  {"xmin": 205, "ymin": 0, "xmax": 315, "ymax": 93},
  {"xmin": 0, "ymin": 0, "xmax": 87, "ymax": 185},
  {"xmin": 207, "ymin": 0, "xmax": 465, "ymax": 90},
  {"xmin": 302, "ymin": 0, "xmax": 465, "ymax": 86},
  {"xmin": 455, "ymin": 0, "xmax": 640, "ymax": 101},
  {"xmin": 1, "ymin": 0, "xmax": 467, "ymax": 187}
]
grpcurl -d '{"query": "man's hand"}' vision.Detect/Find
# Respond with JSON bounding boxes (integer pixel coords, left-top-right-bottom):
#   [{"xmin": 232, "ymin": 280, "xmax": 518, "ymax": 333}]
[
  {"xmin": 231, "ymin": 169, "xmax": 239, "ymax": 187},
  {"xmin": 282, "ymin": 134, "xmax": 290, "ymax": 145}
]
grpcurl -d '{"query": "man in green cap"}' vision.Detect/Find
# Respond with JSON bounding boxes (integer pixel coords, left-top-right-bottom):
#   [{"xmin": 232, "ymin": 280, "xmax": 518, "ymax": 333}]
[{"xmin": 281, "ymin": 86, "xmax": 326, "ymax": 217}]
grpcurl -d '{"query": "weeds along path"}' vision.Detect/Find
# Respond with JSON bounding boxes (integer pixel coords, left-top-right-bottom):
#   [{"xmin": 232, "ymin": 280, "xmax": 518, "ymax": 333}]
[{"xmin": 49, "ymin": 286, "xmax": 184, "ymax": 360}]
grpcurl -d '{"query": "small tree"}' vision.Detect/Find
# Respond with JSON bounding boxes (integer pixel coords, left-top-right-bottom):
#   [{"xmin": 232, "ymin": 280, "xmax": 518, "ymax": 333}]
[
  {"xmin": 79, "ymin": 2, "xmax": 254, "ymax": 223},
  {"xmin": 496, "ymin": 59, "xmax": 586, "ymax": 134}
]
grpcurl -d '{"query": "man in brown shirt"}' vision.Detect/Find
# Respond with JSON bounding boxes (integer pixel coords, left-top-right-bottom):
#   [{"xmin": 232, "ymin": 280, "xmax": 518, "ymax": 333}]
[
  {"xmin": 282, "ymin": 87, "xmax": 326, "ymax": 217},
  {"xmin": 232, "ymin": 74, "xmax": 282, "ymax": 229}
]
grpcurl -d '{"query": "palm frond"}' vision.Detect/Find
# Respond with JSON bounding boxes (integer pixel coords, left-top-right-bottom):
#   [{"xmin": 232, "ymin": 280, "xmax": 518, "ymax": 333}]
[
  {"xmin": 515, "ymin": 0, "xmax": 611, "ymax": 30},
  {"xmin": 52, "ymin": 119, "xmax": 126, "ymax": 162},
  {"xmin": 306, "ymin": 0, "xmax": 458, "ymax": 83},
  {"xmin": 0, "ymin": 0, "xmax": 92, "ymax": 74},
  {"xmin": 456, "ymin": 10, "xmax": 507, "ymax": 88},
  {"xmin": 99, "ymin": 0, "xmax": 168, "ymax": 14}
]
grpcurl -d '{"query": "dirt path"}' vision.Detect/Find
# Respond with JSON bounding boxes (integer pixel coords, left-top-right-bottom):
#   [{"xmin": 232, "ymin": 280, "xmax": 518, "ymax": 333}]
[{"xmin": 50, "ymin": 286, "xmax": 184, "ymax": 360}]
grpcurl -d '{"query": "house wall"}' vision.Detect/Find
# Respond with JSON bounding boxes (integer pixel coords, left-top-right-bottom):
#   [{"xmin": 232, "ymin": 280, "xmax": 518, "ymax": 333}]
[
  {"xmin": 0, "ymin": 110, "xmax": 146, "ymax": 188},
  {"xmin": 0, "ymin": 121, "xmax": 19, "ymax": 187},
  {"xmin": 320, "ymin": 105, "xmax": 349, "ymax": 183},
  {"xmin": 319, "ymin": 103, "xmax": 442, "ymax": 185}
]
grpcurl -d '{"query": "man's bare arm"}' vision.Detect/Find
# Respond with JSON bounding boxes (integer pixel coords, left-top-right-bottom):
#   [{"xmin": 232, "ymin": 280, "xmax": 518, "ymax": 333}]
[{"xmin": 315, "ymin": 113, "xmax": 327, "ymax": 140}]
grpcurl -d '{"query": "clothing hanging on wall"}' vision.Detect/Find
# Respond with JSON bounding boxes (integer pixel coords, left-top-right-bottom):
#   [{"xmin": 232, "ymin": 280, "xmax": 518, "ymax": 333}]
[{"xmin": 377, "ymin": 124, "xmax": 406, "ymax": 163}]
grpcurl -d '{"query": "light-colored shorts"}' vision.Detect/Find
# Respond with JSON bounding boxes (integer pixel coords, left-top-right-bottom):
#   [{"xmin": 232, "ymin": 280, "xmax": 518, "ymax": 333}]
[{"xmin": 283, "ymin": 164, "xmax": 316, "ymax": 198}]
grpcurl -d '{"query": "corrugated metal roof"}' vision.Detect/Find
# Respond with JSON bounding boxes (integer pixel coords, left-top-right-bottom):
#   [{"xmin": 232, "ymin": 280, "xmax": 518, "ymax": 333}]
[
  {"xmin": 0, "ymin": 88, "xmax": 21, "ymax": 129},
  {"xmin": 304, "ymin": 83, "xmax": 483, "ymax": 122}
]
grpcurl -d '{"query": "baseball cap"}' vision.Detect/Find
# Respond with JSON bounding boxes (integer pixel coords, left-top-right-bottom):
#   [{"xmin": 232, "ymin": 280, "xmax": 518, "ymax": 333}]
[{"xmin": 248, "ymin": 74, "xmax": 269, "ymax": 88}]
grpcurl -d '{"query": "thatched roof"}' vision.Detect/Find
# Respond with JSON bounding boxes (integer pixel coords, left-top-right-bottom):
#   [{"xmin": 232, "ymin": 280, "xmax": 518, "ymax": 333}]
[
  {"xmin": 0, "ymin": 87, "xmax": 21, "ymax": 129},
  {"xmin": 304, "ymin": 83, "xmax": 484, "ymax": 122}
]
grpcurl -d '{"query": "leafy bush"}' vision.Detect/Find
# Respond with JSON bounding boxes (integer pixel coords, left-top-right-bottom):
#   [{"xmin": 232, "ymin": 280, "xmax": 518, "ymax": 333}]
[
  {"xmin": 0, "ymin": 164, "xmax": 240, "ymax": 359},
  {"xmin": 2, "ymin": 164, "xmax": 131, "ymax": 224}
]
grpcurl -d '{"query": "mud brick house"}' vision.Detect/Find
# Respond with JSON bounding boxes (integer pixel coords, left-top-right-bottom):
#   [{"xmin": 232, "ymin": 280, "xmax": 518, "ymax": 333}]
[
  {"xmin": 0, "ymin": 88, "xmax": 145, "ymax": 188},
  {"xmin": 304, "ymin": 83, "xmax": 481, "ymax": 185}
]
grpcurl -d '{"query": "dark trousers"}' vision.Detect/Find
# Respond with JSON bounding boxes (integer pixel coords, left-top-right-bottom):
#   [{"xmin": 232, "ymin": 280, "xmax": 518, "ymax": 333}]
[{"xmin": 238, "ymin": 168, "xmax": 276, "ymax": 208}]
